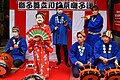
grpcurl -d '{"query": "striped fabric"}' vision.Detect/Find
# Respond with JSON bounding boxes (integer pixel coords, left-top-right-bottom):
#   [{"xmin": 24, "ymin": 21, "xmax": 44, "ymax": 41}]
[{"xmin": 10, "ymin": 0, "xmax": 107, "ymax": 60}]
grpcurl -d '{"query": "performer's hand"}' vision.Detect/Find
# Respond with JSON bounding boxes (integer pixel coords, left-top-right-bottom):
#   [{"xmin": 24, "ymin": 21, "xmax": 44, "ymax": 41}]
[
  {"xmin": 33, "ymin": 37, "xmax": 40, "ymax": 41},
  {"xmin": 114, "ymin": 59, "xmax": 119, "ymax": 67},
  {"xmin": 77, "ymin": 61, "xmax": 84, "ymax": 67},
  {"xmin": 14, "ymin": 44, "xmax": 19, "ymax": 48},
  {"xmin": 64, "ymin": 22, "xmax": 68, "ymax": 26},
  {"xmin": 102, "ymin": 58, "xmax": 108, "ymax": 65},
  {"xmin": 100, "ymin": 56, "xmax": 108, "ymax": 65},
  {"xmin": 87, "ymin": 61, "xmax": 91, "ymax": 65},
  {"xmin": 10, "ymin": 46, "xmax": 13, "ymax": 50},
  {"xmin": 54, "ymin": 26, "xmax": 58, "ymax": 30},
  {"xmin": 33, "ymin": 36, "xmax": 43, "ymax": 42},
  {"xmin": 86, "ymin": 15, "xmax": 91, "ymax": 19}
]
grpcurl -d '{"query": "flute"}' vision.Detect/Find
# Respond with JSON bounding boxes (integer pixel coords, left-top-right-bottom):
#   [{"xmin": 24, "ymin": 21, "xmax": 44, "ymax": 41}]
[
  {"xmin": 103, "ymin": 56, "xmax": 116, "ymax": 66},
  {"xmin": 107, "ymin": 56, "xmax": 116, "ymax": 61},
  {"xmin": 81, "ymin": 14, "xmax": 94, "ymax": 18}
]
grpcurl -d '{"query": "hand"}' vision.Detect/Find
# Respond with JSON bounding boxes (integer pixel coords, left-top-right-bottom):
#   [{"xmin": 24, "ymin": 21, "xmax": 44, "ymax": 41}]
[
  {"xmin": 87, "ymin": 61, "xmax": 91, "ymax": 65},
  {"xmin": 102, "ymin": 58, "xmax": 108, "ymax": 65},
  {"xmin": 114, "ymin": 60, "xmax": 119, "ymax": 67},
  {"xmin": 33, "ymin": 37, "xmax": 40, "ymax": 41},
  {"xmin": 14, "ymin": 44, "xmax": 19, "ymax": 48},
  {"xmin": 100, "ymin": 57, "xmax": 108, "ymax": 63},
  {"xmin": 102, "ymin": 58, "xmax": 108, "ymax": 64},
  {"xmin": 86, "ymin": 15, "xmax": 91, "ymax": 19},
  {"xmin": 54, "ymin": 26, "xmax": 58, "ymax": 30},
  {"xmin": 99, "ymin": 56, "xmax": 108, "ymax": 65},
  {"xmin": 64, "ymin": 22, "xmax": 68, "ymax": 26},
  {"xmin": 33, "ymin": 36, "xmax": 43, "ymax": 42},
  {"xmin": 10, "ymin": 46, "xmax": 13, "ymax": 50},
  {"xmin": 76, "ymin": 61, "xmax": 84, "ymax": 67}
]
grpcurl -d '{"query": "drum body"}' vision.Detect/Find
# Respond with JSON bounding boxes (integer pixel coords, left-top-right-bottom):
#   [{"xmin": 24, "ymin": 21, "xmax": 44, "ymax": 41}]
[
  {"xmin": 0, "ymin": 52, "xmax": 13, "ymax": 75},
  {"xmin": 22, "ymin": 74, "xmax": 44, "ymax": 80},
  {"xmin": 104, "ymin": 66, "xmax": 120, "ymax": 80},
  {"xmin": 80, "ymin": 65, "xmax": 101, "ymax": 80}
]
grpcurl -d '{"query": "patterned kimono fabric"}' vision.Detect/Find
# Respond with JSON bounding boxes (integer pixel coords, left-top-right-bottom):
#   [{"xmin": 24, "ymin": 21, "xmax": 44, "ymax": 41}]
[{"xmin": 33, "ymin": 41, "xmax": 49, "ymax": 78}]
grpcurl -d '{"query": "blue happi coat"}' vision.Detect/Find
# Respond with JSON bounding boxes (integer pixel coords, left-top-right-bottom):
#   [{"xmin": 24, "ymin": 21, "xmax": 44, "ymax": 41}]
[
  {"xmin": 94, "ymin": 40, "xmax": 120, "ymax": 71},
  {"xmin": 69, "ymin": 42, "xmax": 94, "ymax": 68},
  {"xmin": 4, "ymin": 36, "xmax": 27, "ymax": 62},
  {"xmin": 84, "ymin": 13, "xmax": 103, "ymax": 48},
  {"xmin": 49, "ymin": 13, "xmax": 72, "ymax": 45}
]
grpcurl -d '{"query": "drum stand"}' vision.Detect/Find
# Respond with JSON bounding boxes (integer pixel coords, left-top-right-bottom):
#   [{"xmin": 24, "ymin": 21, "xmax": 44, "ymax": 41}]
[
  {"xmin": 11, "ymin": 60, "xmax": 27, "ymax": 73},
  {"xmin": 49, "ymin": 61, "xmax": 59, "ymax": 69},
  {"xmin": 24, "ymin": 63, "xmax": 34, "ymax": 71},
  {"xmin": 24, "ymin": 61, "xmax": 59, "ymax": 72},
  {"xmin": 11, "ymin": 67, "xmax": 20, "ymax": 73}
]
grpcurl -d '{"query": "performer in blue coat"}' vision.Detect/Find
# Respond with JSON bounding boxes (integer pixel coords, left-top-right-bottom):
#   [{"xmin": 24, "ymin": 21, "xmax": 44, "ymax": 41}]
[
  {"xmin": 94, "ymin": 30, "xmax": 120, "ymax": 78},
  {"xmin": 4, "ymin": 26, "xmax": 27, "ymax": 67},
  {"xmin": 84, "ymin": 5, "xmax": 103, "ymax": 49},
  {"xmin": 49, "ymin": 3, "xmax": 72, "ymax": 67},
  {"xmin": 69, "ymin": 31, "xmax": 94, "ymax": 78}
]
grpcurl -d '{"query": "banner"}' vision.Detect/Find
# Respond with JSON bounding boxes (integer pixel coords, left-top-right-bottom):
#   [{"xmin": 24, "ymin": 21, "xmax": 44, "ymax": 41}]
[
  {"xmin": 113, "ymin": 3, "xmax": 120, "ymax": 32},
  {"xmin": 18, "ymin": 0, "xmax": 94, "ymax": 10}
]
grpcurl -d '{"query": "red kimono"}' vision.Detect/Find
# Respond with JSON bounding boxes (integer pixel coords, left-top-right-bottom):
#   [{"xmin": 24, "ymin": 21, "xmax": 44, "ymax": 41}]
[{"xmin": 27, "ymin": 24, "xmax": 53, "ymax": 78}]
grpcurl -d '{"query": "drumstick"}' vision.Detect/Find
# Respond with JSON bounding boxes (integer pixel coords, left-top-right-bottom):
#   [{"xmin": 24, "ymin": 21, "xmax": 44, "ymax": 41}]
[
  {"xmin": 107, "ymin": 56, "xmax": 116, "ymax": 61},
  {"xmin": 116, "ymin": 63, "xmax": 120, "ymax": 67},
  {"xmin": 83, "ymin": 58, "xmax": 92, "ymax": 66}
]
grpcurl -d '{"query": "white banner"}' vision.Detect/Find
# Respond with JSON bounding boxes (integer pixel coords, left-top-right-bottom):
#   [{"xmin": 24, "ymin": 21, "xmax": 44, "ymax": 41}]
[{"xmin": 18, "ymin": 0, "xmax": 94, "ymax": 10}]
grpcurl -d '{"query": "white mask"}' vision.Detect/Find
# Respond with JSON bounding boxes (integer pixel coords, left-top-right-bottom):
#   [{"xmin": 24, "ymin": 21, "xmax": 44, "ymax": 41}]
[
  {"xmin": 13, "ymin": 32, "xmax": 18, "ymax": 37},
  {"xmin": 36, "ymin": 14, "xmax": 44, "ymax": 24},
  {"xmin": 57, "ymin": 10, "xmax": 63, "ymax": 14}
]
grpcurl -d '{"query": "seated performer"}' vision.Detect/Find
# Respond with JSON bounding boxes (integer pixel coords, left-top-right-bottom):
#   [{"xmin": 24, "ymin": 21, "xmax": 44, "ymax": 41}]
[
  {"xmin": 69, "ymin": 31, "xmax": 94, "ymax": 78},
  {"xmin": 4, "ymin": 26, "xmax": 27, "ymax": 68},
  {"xmin": 27, "ymin": 12, "xmax": 53, "ymax": 79},
  {"xmin": 94, "ymin": 30, "xmax": 120, "ymax": 78}
]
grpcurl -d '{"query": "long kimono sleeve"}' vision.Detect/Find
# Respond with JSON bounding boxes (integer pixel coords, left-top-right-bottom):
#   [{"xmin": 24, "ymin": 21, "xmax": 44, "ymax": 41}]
[
  {"xmin": 44, "ymin": 26, "xmax": 53, "ymax": 53},
  {"xmin": 49, "ymin": 15, "xmax": 56, "ymax": 33},
  {"xmin": 28, "ymin": 38, "xmax": 35, "ymax": 53},
  {"xmin": 44, "ymin": 25, "xmax": 52, "ymax": 44},
  {"xmin": 69, "ymin": 45, "xmax": 78, "ymax": 65}
]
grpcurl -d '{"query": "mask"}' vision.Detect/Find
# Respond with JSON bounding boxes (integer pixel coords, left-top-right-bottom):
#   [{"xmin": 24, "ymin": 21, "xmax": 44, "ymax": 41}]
[
  {"xmin": 13, "ymin": 32, "xmax": 18, "ymax": 37},
  {"xmin": 36, "ymin": 14, "xmax": 44, "ymax": 24},
  {"xmin": 57, "ymin": 10, "xmax": 63, "ymax": 14}
]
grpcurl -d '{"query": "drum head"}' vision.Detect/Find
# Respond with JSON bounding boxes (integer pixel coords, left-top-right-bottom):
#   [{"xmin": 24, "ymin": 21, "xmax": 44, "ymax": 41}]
[
  {"xmin": 81, "ymin": 74, "xmax": 100, "ymax": 80},
  {"xmin": 0, "ymin": 63, "xmax": 8, "ymax": 75},
  {"xmin": 105, "ymin": 74, "xmax": 120, "ymax": 80},
  {"xmin": 80, "ymin": 65, "xmax": 100, "ymax": 80},
  {"xmin": 104, "ymin": 66, "xmax": 120, "ymax": 80},
  {"xmin": 23, "ymin": 74, "xmax": 43, "ymax": 80}
]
